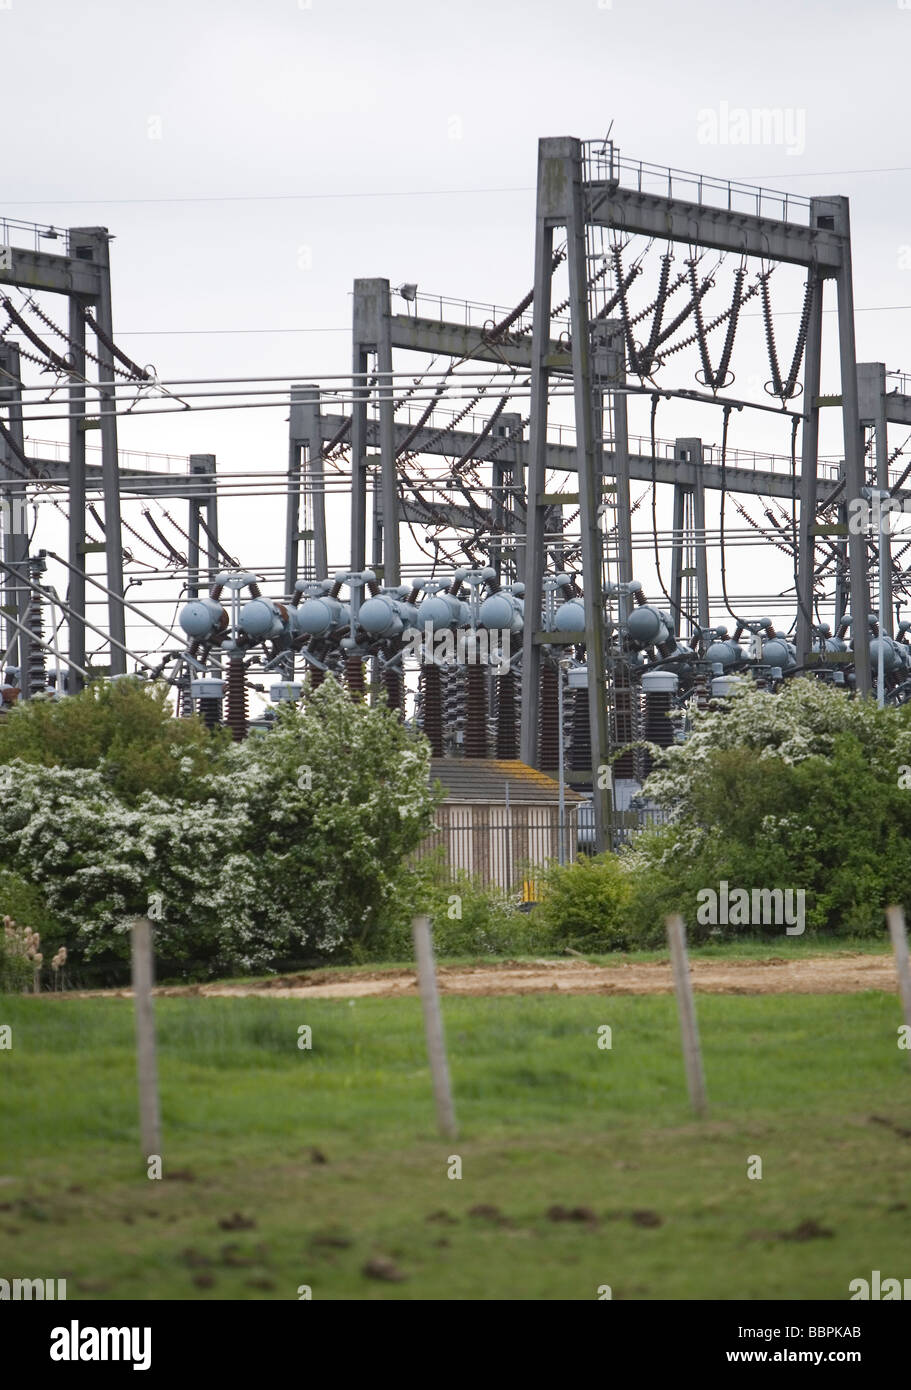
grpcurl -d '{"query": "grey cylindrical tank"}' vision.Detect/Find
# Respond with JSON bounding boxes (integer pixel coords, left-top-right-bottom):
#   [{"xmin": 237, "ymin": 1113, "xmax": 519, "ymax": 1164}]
[
  {"xmin": 179, "ymin": 597, "xmax": 226, "ymax": 639},
  {"xmin": 554, "ymin": 599, "xmax": 586, "ymax": 635}
]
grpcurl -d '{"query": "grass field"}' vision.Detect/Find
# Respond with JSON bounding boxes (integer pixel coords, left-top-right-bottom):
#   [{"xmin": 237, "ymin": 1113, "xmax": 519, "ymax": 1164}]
[{"xmin": 1, "ymin": 983, "xmax": 909, "ymax": 1300}]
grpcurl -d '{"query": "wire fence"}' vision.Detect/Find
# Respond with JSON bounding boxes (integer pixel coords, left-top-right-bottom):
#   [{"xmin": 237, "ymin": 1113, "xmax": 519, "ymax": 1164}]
[{"xmin": 416, "ymin": 803, "xmax": 580, "ymax": 897}]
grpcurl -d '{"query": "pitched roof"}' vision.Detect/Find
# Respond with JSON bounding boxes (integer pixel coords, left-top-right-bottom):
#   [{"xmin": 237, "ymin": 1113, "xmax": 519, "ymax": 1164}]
[{"xmin": 430, "ymin": 757, "xmax": 586, "ymax": 804}]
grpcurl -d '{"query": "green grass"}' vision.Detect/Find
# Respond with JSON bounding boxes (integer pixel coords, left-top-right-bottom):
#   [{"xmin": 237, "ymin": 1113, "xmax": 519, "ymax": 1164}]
[{"xmin": 1, "ymin": 989, "xmax": 909, "ymax": 1300}]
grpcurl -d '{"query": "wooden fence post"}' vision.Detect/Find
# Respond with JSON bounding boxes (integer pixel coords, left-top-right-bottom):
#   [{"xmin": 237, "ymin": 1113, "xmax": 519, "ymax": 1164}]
[
  {"xmin": 885, "ymin": 905, "xmax": 911, "ymax": 1069},
  {"xmin": 131, "ymin": 916, "xmax": 162, "ymax": 1162},
  {"xmin": 666, "ymin": 913, "xmax": 709, "ymax": 1117},
  {"xmin": 412, "ymin": 915, "xmax": 458, "ymax": 1140}
]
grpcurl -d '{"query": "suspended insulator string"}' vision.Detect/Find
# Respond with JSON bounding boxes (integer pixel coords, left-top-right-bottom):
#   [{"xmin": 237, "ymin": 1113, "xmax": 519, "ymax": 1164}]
[
  {"xmin": 196, "ymin": 509, "xmax": 238, "ymax": 567},
  {"xmin": 1, "ymin": 299, "xmax": 73, "ymax": 375},
  {"xmin": 483, "ymin": 246, "xmax": 566, "ymax": 343},
  {"xmin": 81, "ymin": 308, "xmax": 151, "ymax": 381},
  {"xmin": 139, "ymin": 510, "xmax": 187, "ymax": 566},
  {"xmin": 660, "ymin": 268, "xmax": 764, "ymax": 364},
  {"xmin": 25, "ymin": 297, "xmax": 135, "ymax": 382},
  {"xmin": 0, "ymin": 417, "xmax": 39, "ymax": 481},
  {"xmin": 761, "ymin": 274, "xmax": 813, "ymax": 401}
]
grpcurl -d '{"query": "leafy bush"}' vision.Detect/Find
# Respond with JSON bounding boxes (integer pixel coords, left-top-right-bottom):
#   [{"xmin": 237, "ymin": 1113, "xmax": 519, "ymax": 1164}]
[
  {"xmin": 625, "ymin": 678, "xmax": 911, "ymax": 940},
  {"xmin": 0, "ymin": 915, "xmax": 40, "ymax": 993},
  {"xmin": 534, "ymin": 853, "xmax": 634, "ymax": 951},
  {"xmin": 360, "ymin": 854, "xmax": 550, "ymax": 960},
  {"xmin": 0, "ymin": 678, "xmax": 437, "ymax": 975},
  {"xmin": 0, "ymin": 870, "xmax": 62, "ymax": 942},
  {"xmin": 0, "ymin": 677, "xmax": 230, "ymax": 804}
]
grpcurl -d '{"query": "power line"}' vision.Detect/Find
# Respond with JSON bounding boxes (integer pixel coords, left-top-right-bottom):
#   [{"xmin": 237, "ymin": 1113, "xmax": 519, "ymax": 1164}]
[
  {"xmin": 5, "ymin": 163, "xmax": 911, "ymax": 211},
  {"xmin": 0, "ymin": 184, "xmax": 533, "ymax": 208}
]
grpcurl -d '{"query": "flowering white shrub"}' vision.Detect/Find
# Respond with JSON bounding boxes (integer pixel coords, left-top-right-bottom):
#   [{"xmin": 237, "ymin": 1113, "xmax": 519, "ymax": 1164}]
[
  {"xmin": 623, "ymin": 677, "xmax": 911, "ymax": 941},
  {"xmin": 0, "ymin": 678, "xmax": 436, "ymax": 974}
]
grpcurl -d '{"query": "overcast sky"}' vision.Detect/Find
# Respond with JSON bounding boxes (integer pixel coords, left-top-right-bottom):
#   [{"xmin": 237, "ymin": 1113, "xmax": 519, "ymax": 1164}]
[{"xmin": 3, "ymin": 0, "xmax": 911, "ymax": 647}]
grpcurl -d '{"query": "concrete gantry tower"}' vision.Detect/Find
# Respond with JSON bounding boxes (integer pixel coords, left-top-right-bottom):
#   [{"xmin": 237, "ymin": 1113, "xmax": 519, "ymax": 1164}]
[{"xmin": 519, "ymin": 136, "xmax": 872, "ymax": 853}]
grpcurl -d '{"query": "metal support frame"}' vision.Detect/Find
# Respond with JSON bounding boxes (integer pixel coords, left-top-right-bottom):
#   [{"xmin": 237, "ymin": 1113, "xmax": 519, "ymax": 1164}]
[
  {"xmin": 284, "ymin": 384, "xmax": 326, "ymax": 594},
  {"xmin": 489, "ymin": 412, "xmax": 523, "ymax": 582},
  {"xmin": 519, "ymin": 140, "xmax": 874, "ymax": 778},
  {"xmin": 66, "ymin": 291, "xmax": 87, "ymax": 688},
  {"xmin": 858, "ymin": 362, "xmax": 893, "ymax": 634},
  {"xmin": 795, "ymin": 259, "xmax": 825, "ymax": 665},
  {"xmin": 0, "ymin": 225, "xmax": 127, "ymax": 682},
  {"xmin": 595, "ymin": 319, "xmax": 632, "ymax": 621},
  {"xmin": 187, "ymin": 455, "xmax": 217, "ymax": 599},
  {"xmin": 81, "ymin": 228, "xmax": 127, "ymax": 676},
  {"xmin": 669, "ymin": 439, "xmax": 709, "ymax": 633},
  {"xmin": 521, "ymin": 136, "xmax": 615, "ymax": 852},
  {"xmin": 351, "ymin": 279, "xmax": 398, "ymax": 582},
  {"xmin": 828, "ymin": 199, "xmax": 870, "ymax": 689},
  {"xmin": 0, "ymin": 343, "xmax": 30, "ymax": 681}
]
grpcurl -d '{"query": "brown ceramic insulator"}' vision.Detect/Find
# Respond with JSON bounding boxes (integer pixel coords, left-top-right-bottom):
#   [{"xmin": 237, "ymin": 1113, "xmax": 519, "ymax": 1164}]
[
  {"xmin": 464, "ymin": 662, "xmax": 488, "ymax": 758},
  {"xmin": 495, "ymin": 669, "xmax": 518, "ymax": 759},
  {"xmin": 383, "ymin": 664, "xmax": 404, "ymax": 716},
  {"xmin": 309, "ymin": 667, "xmax": 325, "ymax": 690},
  {"xmin": 613, "ymin": 666, "xmax": 636, "ymax": 779},
  {"xmin": 420, "ymin": 663, "xmax": 444, "ymax": 756},
  {"xmin": 27, "ymin": 578, "xmax": 46, "ymax": 696},
  {"xmin": 538, "ymin": 663, "xmax": 560, "ymax": 771},
  {"xmin": 345, "ymin": 653, "xmax": 365, "ymax": 702},
  {"xmin": 198, "ymin": 696, "xmax": 221, "ymax": 730},
  {"xmin": 569, "ymin": 686, "xmax": 592, "ymax": 776},
  {"xmin": 642, "ymin": 690, "xmax": 674, "ymax": 777},
  {"xmin": 225, "ymin": 658, "xmax": 248, "ymax": 741}
]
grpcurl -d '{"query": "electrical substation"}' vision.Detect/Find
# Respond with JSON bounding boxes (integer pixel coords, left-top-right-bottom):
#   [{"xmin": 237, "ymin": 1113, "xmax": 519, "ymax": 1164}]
[{"xmin": 3, "ymin": 133, "xmax": 911, "ymax": 855}]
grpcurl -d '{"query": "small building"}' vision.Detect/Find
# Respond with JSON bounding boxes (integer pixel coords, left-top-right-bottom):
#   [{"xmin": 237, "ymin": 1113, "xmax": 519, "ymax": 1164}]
[{"xmin": 419, "ymin": 757, "xmax": 585, "ymax": 895}]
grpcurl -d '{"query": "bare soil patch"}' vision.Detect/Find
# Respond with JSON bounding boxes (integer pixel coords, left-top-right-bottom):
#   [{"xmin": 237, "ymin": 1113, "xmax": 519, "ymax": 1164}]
[{"xmin": 62, "ymin": 952, "xmax": 897, "ymax": 1001}]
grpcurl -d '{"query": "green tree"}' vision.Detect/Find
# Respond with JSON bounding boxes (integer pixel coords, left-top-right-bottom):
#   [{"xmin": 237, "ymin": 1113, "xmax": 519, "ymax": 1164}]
[
  {"xmin": 225, "ymin": 679, "xmax": 437, "ymax": 957},
  {"xmin": 625, "ymin": 679, "xmax": 911, "ymax": 941},
  {"xmin": 0, "ymin": 677, "xmax": 230, "ymax": 804},
  {"xmin": 0, "ymin": 678, "xmax": 437, "ymax": 975}
]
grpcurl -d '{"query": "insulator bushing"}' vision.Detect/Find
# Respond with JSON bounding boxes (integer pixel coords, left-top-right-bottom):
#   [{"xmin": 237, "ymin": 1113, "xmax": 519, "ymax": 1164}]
[
  {"xmin": 642, "ymin": 692, "xmax": 672, "ymax": 777},
  {"xmin": 225, "ymin": 658, "xmax": 248, "ymax": 741},
  {"xmin": 27, "ymin": 563, "xmax": 46, "ymax": 696},
  {"xmin": 383, "ymin": 665, "xmax": 404, "ymax": 716},
  {"xmin": 495, "ymin": 669, "xmax": 518, "ymax": 760},
  {"xmin": 538, "ymin": 663, "xmax": 560, "ymax": 771},
  {"xmin": 569, "ymin": 686, "xmax": 592, "ymax": 779},
  {"xmin": 464, "ymin": 663, "xmax": 488, "ymax": 759},
  {"xmin": 613, "ymin": 666, "xmax": 636, "ymax": 779},
  {"xmin": 420, "ymin": 664, "xmax": 444, "ymax": 756},
  {"xmin": 641, "ymin": 672, "xmax": 679, "ymax": 777},
  {"xmin": 345, "ymin": 654, "xmax": 365, "ymax": 702},
  {"xmin": 198, "ymin": 696, "xmax": 221, "ymax": 730}
]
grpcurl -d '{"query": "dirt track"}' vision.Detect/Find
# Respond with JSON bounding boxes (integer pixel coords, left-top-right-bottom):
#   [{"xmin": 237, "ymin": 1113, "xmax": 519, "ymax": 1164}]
[{"xmin": 68, "ymin": 952, "xmax": 899, "ymax": 1001}]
